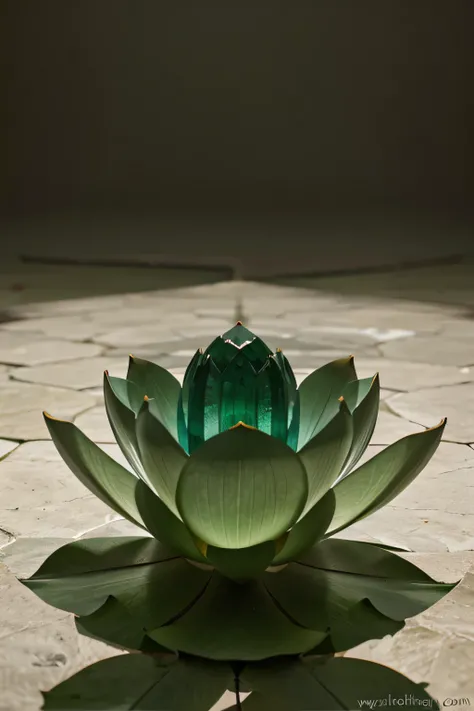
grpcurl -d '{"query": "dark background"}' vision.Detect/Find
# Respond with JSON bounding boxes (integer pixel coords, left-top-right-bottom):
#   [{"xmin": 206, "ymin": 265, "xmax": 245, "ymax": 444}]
[{"xmin": 2, "ymin": 1, "xmax": 473, "ymax": 277}]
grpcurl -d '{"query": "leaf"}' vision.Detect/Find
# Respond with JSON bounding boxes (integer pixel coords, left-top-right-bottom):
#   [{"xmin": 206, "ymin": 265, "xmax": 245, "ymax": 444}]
[
  {"xmin": 148, "ymin": 573, "xmax": 327, "ymax": 661},
  {"xmin": 43, "ymin": 413, "xmax": 144, "ymax": 528},
  {"xmin": 297, "ymin": 538, "xmax": 434, "ymax": 581},
  {"xmin": 240, "ymin": 657, "xmax": 438, "ymax": 711},
  {"xmin": 271, "ymin": 489, "xmax": 335, "ymax": 565},
  {"xmin": 298, "ymin": 399, "xmax": 353, "ymax": 515},
  {"xmin": 127, "ymin": 355, "xmax": 181, "ymax": 439},
  {"xmin": 306, "ymin": 657, "xmax": 439, "ymax": 710},
  {"xmin": 264, "ymin": 551, "xmax": 455, "ymax": 644},
  {"xmin": 103, "ymin": 373, "xmax": 147, "ymax": 478},
  {"xmin": 22, "ymin": 536, "xmax": 212, "ymax": 628},
  {"xmin": 205, "ymin": 540, "xmax": 277, "ymax": 580},
  {"xmin": 329, "ymin": 598, "xmax": 404, "ymax": 650},
  {"xmin": 135, "ymin": 480, "xmax": 207, "ymax": 563},
  {"xmin": 42, "ymin": 654, "xmax": 233, "ymax": 711},
  {"xmin": 176, "ymin": 424, "xmax": 308, "ymax": 549},
  {"xmin": 297, "ymin": 356, "xmax": 357, "ymax": 449},
  {"xmin": 327, "ymin": 419, "xmax": 447, "ymax": 535},
  {"xmin": 76, "ymin": 596, "xmax": 174, "ymax": 654},
  {"xmin": 340, "ymin": 374, "xmax": 380, "ymax": 477},
  {"xmin": 135, "ymin": 398, "xmax": 187, "ymax": 516},
  {"xmin": 241, "ymin": 659, "xmax": 342, "ymax": 710}
]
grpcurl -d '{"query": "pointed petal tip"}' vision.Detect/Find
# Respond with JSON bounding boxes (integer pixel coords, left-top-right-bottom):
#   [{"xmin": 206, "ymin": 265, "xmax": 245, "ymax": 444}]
[
  {"xmin": 229, "ymin": 421, "xmax": 258, "ymax": 431},
  {"xmin": 43, "ymin": 411, "xmax": 69, "ymax": 424}
]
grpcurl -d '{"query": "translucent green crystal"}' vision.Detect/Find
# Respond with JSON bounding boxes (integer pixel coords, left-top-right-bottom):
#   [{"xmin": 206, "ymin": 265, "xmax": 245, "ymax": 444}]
[{"xmin": 183, "ymin": 324, "xmax": 300, "ymax": 452}]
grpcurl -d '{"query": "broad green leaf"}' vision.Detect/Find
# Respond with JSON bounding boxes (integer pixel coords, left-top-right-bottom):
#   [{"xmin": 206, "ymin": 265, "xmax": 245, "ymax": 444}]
[
  {"xmin": 135, "ymin": 480, "xmax": 207, "ymax": 563},
  {"xmin": 42, "ymin": 654, "xmax": 233, "ymax": 711},
  {"xmin": 298, "ymin": 538, "xmax": 434, "ymax": 581},
  {"xmin": 305, "ymin": 657, "xmax": 439, "ymax": 710},
  {"xmin": 241, "ymin": 659, "xmax": 342, "ymax": 711},
  {"xmin": 26, "ymin": 536, "xmax": 169, "ymax": 577},
  {"xmin": 327, "ymin": 419, "xmax": 447, "ymax": 535},
  {"xmin": 298, "ymin": 399, "xmax": 353, "ymax": 515},
  {"xmin": 205, "ymin": 540, "xmax": 277, "ymax": 580},
  {"xmin": 297, "ymin": 356, "xmax": 357, "ymax": 449},
  {"xmin": 241, "ymin": 657, "xmax": 438, "ymax": 711},
  {"xmin": 44, "ymin": 414, "xmax": 144, "ymax": 528},
  {"xmin": 329, "ymin": 598, "xmax": 404, "ymax": 650},
  {"xmin": 176, "ymin": 424, "xmax": 308, "ymax": 549},
  {"xmin": 127, "ymin": 355, "xmax": 181, "ymax": 439},
  {"xmin": 148, "ymin": 573, "xmax": 326, "ymax": 660},
  {"xmin": 264, "ymin": 555, "xmax": 455, "ymax": 642},
  {"xmin": 135, "ymin": 398, "xmax": 187, "ymax": 516},
  {"xmin": 340, "ymin": 374, "xmax": 380, "ymax": 477},
  {"xmin": 271, "ymin": 489, "xmax": 335, "ymax": 565},
  {"xmin": 76, "ymin": 596, "xmax": 173, "ymax": 654},
  {"xmin": 103, "ymin": 373, "xmax": 146, "ymax": 478},
  {"xmin": 22, "ymin": 536, "xmax": 212, "ymax": 628}
]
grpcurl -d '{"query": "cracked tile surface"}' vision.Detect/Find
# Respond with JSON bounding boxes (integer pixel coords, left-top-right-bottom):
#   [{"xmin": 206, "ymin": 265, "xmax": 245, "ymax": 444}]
[{"xmin": 1, "ymin": 267, "xmax": 474, "ymax": 708}]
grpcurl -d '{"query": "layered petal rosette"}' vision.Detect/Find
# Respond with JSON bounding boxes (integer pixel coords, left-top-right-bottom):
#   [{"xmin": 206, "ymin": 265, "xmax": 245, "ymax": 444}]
[{"xmin": 24, "ymin": 323, "xmax": 454, "ymax": 662}]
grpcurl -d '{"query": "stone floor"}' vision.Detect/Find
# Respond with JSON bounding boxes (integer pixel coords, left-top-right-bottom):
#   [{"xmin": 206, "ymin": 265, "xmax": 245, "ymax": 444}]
[{"xmin": 1, "ymin": 262, "xmax": 474, "ymax": 710}]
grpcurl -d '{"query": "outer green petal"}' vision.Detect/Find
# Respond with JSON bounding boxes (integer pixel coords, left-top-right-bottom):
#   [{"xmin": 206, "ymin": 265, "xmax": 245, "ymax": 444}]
[
  {"xmin": 271, "ymin": 489, "xmax": 335, "ymax": 565},
  {"xmin": 327, "ymin": 419, "xmax": 446, "ymax": 536},
  {"xmin": 104, "ymin": 374, "xmax": 143, "ymax": 414},
  {"xmin": 329, "ymin": 598, "xmax": 404, "ymax": 650},
  {"xmin": 297, "ymin": 356, "xmax": 357, "ymax": 449},
  {"xmin": 264, "ymin": 553, "xmax": 454, "ymax": 645},
  {"xmin": 148, "ymin": 573, "xmax": 326, "ymax": 660},
  {"xmin": 44, "ymin": 413, "xmax": 144, "ymax": 528},
  {"xmin": 298, "ymin": 399, "xmax": 353, "ymax": 516},
  {"xmin": 176, "ymin": 424, "xmax": 308, "ymax": 549},
  {"xmin": 76, "ymin": 596, "xmax": 173, "ymax": 654},
  {"xmin": 103, "ymin": 372, "xmax": 146, "ymax": 478},
  {"xmin": 297, "ymin": 539, "xmax": 434, "ymax": 581},
  {"xmin": 135, "ymin": 398, "xmax": 187, "ymax": 516},
  {"xmin": 127, "ymin": 355, "xmax": 181, "ymax": 439},
  {"xmin": 339, "ymin": 374, "xmax": 380, "ymax": 477},
  {"xmin": 22, "ymin": 536, "xmax": 212, "ymax": 628},
  {"xmin": 135, "ymin": 480, "xmax": 207, "ymax": 563},
  {"xmin": 42, "ymin": 654, "xmax": 233, "ymax": 711}
]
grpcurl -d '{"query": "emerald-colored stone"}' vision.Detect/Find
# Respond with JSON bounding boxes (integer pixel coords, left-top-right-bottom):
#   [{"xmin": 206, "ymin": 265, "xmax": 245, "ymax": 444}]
[{"xmin": 182, "ymin": 324, "xmax": 300, "ymax": 451}]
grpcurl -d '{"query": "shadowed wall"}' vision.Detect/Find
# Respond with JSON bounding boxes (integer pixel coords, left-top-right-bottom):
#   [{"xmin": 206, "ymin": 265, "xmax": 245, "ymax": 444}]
[{"xmin": 3, "ymin": 1, "xmax": 473, "ymax": 274}]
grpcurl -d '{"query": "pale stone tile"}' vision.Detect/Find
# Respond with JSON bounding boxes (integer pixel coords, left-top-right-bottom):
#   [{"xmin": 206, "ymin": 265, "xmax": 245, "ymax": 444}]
[
  {"xmin": 0, "ymin": 439, "xmax": 19, "ymax": 460},
  {"xmin": 356, "ymin": 357, "xmax": 474, "ymax": 390},
  {"xmin": 11, "ymin": 357, "xmax": 127, "ymax": 390},
  {"xmin": 388, "ymin": 383, "xmax": 474, "ymax": 444},
  {"xmin": 0, "ymin": 331, "xmax": 103, "ymax": 366},
  {"xmin": 380, "ymin": 335, "xmax": 474, "ymax": 367},
  {"xmin": 0, "ymin": 383, "xmax": 97, "ymax": 440},
  {"xmin": 0, "ymin": 564, "xmax": 119, "ymax": 711},
  {"xmin": 343, "ymin": 442, "xmax": 474, "ymax": 552},
  {"xmin": 370, "ymin": 411, "xmax": 421, "ymax": 444}
]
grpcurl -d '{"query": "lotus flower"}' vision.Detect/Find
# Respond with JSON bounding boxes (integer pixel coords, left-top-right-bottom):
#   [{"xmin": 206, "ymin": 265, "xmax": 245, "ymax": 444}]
[{"xmin": 24, "ymin": 323, "xmax": 453, "ymax": 662}]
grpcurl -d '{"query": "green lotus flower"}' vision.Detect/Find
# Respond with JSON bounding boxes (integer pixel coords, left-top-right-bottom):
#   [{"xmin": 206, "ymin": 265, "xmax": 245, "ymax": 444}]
[{"xmin": 24, "ymin": 323, "xmax": 453, "ymax": 663}]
